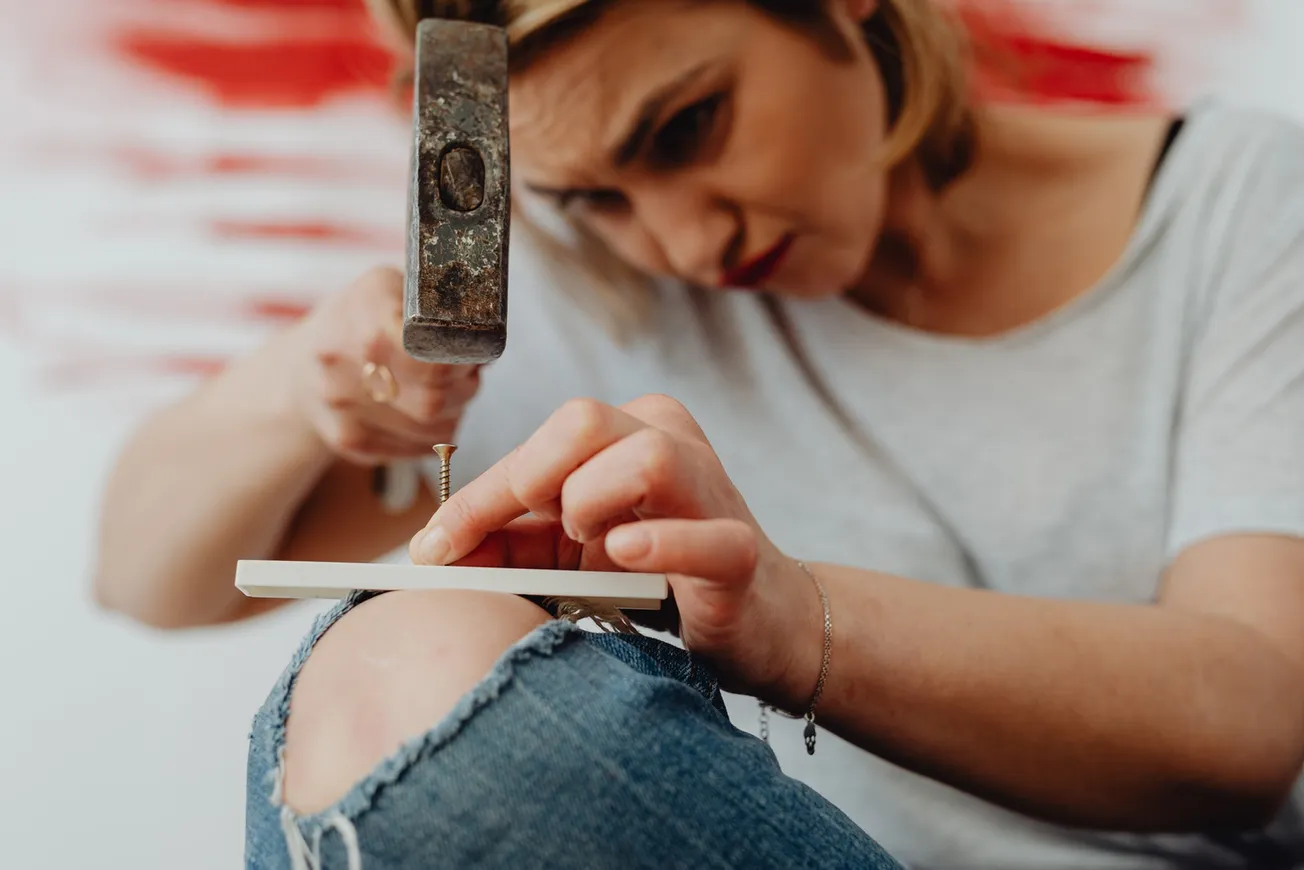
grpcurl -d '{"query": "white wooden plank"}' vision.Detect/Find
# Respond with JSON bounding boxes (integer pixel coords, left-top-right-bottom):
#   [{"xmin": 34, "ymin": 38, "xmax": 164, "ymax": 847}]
[{"xmin": 234, "ymin": 560, "xmax": 668, "ymax": 610}]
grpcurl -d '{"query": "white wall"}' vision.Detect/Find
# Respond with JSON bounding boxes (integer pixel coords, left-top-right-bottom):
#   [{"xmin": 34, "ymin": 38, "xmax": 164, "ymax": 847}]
[
  {"xmin": 1, "ymin": 3, "xmax": 1301, "ymax": 868},
  {"xmin": 0, "ymin": 387, "xmax": 330, "ymax": 868},
  {"xmin": 1207, "ymin": 1, "xmax": 1304, "ymax": 116}
]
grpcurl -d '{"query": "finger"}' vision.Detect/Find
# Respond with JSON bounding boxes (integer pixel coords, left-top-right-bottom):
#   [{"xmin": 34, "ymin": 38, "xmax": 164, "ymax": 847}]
[
  {"xmin": 322, "ymin": 385, "xmax": 445, "ymax": 444},
  {"xmin": 325, "ymin": 393, "xmax": 441, "ymax": 443},
  {"xmin": 559, "ymin": 426, "xmax": 708, "ymax": 543},
  {"xmin": 509, "ymin": 399, "xmax": 649, "ymax": 520},
  {"xmin": 419, "ymin": 516, "xmax": 573, "ymax": 570},
  {"xmin": 347, "ymin": 370, "xmax": 478, "ymax": 440},
  {"xmin": 319, "ymin": 355, "xmax": 475, "ymax": 440},
  {"xmin": 604, "ymin": 518, "xmax": 758, "ymax": 620},
  {"xmin": 386, "ymin": 365, "xmax": 481, "ymax": 431},
  {"xmin": 362, "ymin": 335, "xmax": 481, "ymax": 426},
  {"xmin": 416, "ymin": 399, "xmax": 651, "ymax": 565},
  {"xmin": 435, "ymin": 517, "xmax": 544, "ymax": 569},
  {"xmin": 333, "ymin": 426, "xmax": 438, "ymax": 464},
  {"xmin": 364, "ymin": 328, "xmax": 479, "ymax": 390},
  {"xmin": 352, "ymin": 264, "xmax": 405, "ymax": 306},
  {"xmin": 619, "ymin": 394, "xmax": 711, "ymax": 446}
]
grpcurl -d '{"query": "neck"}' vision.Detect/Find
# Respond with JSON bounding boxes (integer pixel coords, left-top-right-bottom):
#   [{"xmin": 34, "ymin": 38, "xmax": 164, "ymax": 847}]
[{"xmin": 848, "ymin": 105, "xmax": 1175, "ymax": 335}]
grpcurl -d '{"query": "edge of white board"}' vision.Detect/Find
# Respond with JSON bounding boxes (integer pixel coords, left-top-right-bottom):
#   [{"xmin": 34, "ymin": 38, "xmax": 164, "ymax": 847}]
[{"xmin": 234, "ymin": 560, "xmax": 668, "ymax": 611}]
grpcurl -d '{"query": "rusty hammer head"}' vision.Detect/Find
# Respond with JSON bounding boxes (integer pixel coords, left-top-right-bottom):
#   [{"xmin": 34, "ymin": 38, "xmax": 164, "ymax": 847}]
[{"xmin": 403, "ymin": 19, "xmax": 510, "ymax": 365}]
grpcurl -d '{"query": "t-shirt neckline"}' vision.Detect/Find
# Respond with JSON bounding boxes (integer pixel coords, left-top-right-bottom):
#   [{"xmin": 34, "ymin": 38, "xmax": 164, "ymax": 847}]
[{"xmin": 786, "ymin": 102, "xmax": 1214, "ymax": 354}]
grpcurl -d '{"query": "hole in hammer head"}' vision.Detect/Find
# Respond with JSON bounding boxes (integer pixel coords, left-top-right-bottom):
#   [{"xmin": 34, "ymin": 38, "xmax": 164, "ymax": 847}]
[{"xmin": 438, "ymin": 146, "xmax": 485, "ymax": 212}]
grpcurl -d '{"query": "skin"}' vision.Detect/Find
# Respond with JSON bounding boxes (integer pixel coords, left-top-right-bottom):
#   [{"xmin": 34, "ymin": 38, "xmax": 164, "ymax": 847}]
[
  {"xmin": 402, "ymin": 0, "xmax": 1304, "ymax": 830},
  {"xmin": 97, "ymin": 0, "xmax": 1304, "ymax": 835},
  {"xmin": 510, "ymin": 0, "xmax": 894, "ymax": 296},
  {"xmin": 94, "ymin": 268, "xmax": 475, "ymax": 627}
]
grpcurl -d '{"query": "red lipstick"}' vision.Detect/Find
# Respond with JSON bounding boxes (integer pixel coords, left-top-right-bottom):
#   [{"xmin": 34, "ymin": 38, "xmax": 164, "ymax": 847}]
[{"xmin": 723, "ymin": 233, "xmax": 794, "ymax": 288}]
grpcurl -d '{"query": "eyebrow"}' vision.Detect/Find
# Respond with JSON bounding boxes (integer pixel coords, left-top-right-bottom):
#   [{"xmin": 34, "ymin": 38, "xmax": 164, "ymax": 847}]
[
  {"xmin": 524, "ymin": 62, "xmax": 714, "ymax": 200},
  {"xmin": 611, "ymin": 62, "xmax": 712, "ymax": 168}
]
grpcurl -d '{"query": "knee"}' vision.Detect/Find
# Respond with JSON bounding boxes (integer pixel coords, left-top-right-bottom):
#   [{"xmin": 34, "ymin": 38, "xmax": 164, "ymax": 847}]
[{"xmin": 280, "ymin": 590, "xmax": 551, "ymax": 815}]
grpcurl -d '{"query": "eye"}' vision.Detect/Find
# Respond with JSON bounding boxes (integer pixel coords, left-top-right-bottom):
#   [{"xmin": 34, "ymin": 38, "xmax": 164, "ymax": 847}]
[
  {"xmin": 650, "ymin": 91, "xmax": 729, "ymax": 170},
  {"xmin": 558, "ymin": 187, "xmax": 629, "ymax": 217}
]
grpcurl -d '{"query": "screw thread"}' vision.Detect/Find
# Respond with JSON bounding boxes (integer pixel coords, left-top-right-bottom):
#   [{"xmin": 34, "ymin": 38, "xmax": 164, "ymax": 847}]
[{"xmin": 433, "ymin": 444, "xmax": 457, "ymax": 507}]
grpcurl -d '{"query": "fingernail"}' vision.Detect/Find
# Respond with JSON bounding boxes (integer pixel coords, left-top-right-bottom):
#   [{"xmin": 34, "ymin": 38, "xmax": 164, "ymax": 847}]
[
  {"xmin": 562, "ymin": 518, "xmax": 581, "ymax": 542},
  {"xmin": 606, "ymin": 525, "xmax": 651, "ymax": 561},
  {"xmin": 416, "ymin": 526, "xmax": 452, "ymax": 565}
]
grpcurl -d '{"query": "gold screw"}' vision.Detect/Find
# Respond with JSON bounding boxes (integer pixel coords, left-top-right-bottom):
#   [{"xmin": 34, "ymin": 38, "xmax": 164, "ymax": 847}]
[{"xmin": 432, "ymin": 443, "xmax": 457, "ymax": 506}]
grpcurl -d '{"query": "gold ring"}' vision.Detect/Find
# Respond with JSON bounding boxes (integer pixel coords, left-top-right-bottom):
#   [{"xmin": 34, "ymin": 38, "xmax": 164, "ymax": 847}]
[{"xmin": 361, "ymin": 362, "xmax": 399, "ymax": 404}]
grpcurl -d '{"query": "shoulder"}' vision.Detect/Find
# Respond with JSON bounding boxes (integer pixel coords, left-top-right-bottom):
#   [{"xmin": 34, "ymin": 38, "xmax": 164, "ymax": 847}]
[
  {"xmin": 1163, "ymin": 102, "xmax": 1304, "ymax": 229},
  {"xmin": 1151, "ymin": 106, "xmax": 1304, "ymax": 416},
  {"xmin": 1205, "ymin": 100, "xmax": 1304, "ymax": 141},
  {"xmin": 1148, "ymin": 103, "xmax": 1304, "ymax": 322},
  {"xmin": 1207, "ymin": 105, "xmax": 1304, "ymax": 280}
]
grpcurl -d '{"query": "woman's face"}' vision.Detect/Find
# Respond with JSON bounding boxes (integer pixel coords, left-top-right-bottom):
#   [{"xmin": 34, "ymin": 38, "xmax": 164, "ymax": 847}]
[{"xmin": 510, "ymin": 0, "xmax": 891, "ymax": 297}]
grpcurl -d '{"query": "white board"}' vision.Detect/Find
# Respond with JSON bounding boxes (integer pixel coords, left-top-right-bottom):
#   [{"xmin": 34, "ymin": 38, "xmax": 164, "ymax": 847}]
[{"xmin": 234, "ymin": 560, "xmax": 668, "ymax": 610}]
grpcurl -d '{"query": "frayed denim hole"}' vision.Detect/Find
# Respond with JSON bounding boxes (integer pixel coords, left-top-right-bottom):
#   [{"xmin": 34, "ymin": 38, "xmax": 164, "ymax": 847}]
[
  {"xmin": 263, "ymin": 590, "xmax": 386, "ymax": 817},
  {"xmin": 285, "ymin": 618, "xmax": 587, "ymax": 827},
  {"xmin": 267, "ymin": 591, "xmax": 386, "ymax": 759}
]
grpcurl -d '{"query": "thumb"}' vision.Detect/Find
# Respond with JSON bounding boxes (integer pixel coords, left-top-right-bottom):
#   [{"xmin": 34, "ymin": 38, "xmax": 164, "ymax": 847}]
[{"xmin": 605, "ymin": 518, "xmax": 758, "ymax": 619}]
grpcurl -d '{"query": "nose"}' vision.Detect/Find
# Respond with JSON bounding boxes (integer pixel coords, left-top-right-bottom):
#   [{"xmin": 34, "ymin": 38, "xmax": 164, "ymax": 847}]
[{"xmin": 632, "ymin": 185, "xmax": 737, "ymax": 285}]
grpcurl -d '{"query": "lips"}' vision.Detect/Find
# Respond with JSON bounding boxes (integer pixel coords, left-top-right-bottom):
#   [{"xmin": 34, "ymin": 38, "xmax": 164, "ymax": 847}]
[{"xmin": 723, "ymin": 233, "xmax": 795, "ymax": 288}]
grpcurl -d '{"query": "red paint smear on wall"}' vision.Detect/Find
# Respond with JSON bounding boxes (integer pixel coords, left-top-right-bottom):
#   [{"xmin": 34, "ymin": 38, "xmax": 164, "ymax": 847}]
[
  {"xmin": 2, "ymin": 287, "xmax": 316, "ymax": 357},
  {"xmin": 103, "ymin": 146, "xmax": 400, "ymax": 185},
  {"xmin": 246, "ymin": 298, "xmax": 312, "ymax": 320},
  {"xmin": 992, "ymin": 37, "xmax": 1157, "ymax": 107},
  {"xmin": 111, "ymin": 0, "xmax": 1238, "ymax": 113},
  {"xmin": 192, "ymin": 0, "xmax": 366, "ymax": 9},
  {"xmin": 210, "ymin": 219, "xmax": 400, "ymax": 248},
  {"xmin": 956, "ymin": 2, "xmax": 1160, "ymax": 107},
  {"xmin": 115, "ymin": 31, "xmax": 393, "ymax": 109},
  {"xmin": 209, "ymin": 153, "xmax": 337, "ymax": 175},
  {"xmin": 41, "ymin": 354, "xmax": 229, "ymax": 389}
]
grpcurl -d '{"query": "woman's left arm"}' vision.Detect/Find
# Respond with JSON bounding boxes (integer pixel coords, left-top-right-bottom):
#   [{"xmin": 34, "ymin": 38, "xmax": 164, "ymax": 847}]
[
  {"xmin": 847, "ymin": 127, "xmax": 1304, "ymax": 832},
  {"xmin": 410, "ymin": 392, "xmax": 1304, "ymax": 834},
  {"xmin": 803, "ymin": 537, "xmax": 1304, "ymax": 832}
]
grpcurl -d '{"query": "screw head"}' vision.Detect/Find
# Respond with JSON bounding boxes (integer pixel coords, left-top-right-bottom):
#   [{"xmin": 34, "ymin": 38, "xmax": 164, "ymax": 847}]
[{"xmin": 432, "ymin": 443, "xmax": 457, "ymax": 462}]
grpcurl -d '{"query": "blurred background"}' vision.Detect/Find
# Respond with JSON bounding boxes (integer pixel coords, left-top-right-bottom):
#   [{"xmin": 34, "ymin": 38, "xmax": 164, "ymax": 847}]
[{"xmin": 0, "ymin": 0, "xmax": 1300, "ymax": 867}]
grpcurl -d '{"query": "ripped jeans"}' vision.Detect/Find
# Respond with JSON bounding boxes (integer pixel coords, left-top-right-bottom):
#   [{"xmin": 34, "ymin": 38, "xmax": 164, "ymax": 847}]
[{"xmin": 245, "ymin": 592, "xmax": 903, "ymax": 869}]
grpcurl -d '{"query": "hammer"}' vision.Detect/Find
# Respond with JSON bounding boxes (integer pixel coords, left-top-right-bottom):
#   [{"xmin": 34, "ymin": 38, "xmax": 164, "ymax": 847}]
[
  {"xmin": 372, "ymin": 19, "xmax": 508, "ymax": 516},
  {"xmin": 243, "ymin": 21, "xmax": 670, "ymax": 612},
  {"xmin": 402, "ymin": 19, "xmax": 511, "ymax": 366}
]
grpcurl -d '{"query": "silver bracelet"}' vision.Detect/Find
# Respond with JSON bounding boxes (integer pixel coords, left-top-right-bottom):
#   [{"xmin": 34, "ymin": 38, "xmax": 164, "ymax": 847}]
[{"xmin": 758, "ymin": 559, "xmax": 832, "ymax": 755}]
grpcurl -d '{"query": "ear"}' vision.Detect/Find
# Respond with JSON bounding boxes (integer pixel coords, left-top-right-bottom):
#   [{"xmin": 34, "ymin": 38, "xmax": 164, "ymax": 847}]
[{"xmin": 838, "ymin": 0, "xmax": 879, "ymax": 23}]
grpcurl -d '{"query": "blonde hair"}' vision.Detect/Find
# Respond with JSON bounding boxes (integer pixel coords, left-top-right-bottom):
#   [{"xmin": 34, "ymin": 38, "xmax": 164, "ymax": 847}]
[{"xmin": 367, "ymin": 0, "xmax": 973, "ymax": 337}]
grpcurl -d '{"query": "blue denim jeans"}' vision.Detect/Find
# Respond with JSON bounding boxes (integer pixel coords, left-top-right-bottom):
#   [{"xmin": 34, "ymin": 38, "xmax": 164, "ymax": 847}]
[{"xmin": 245, "ymin": 592, "xmax": 903, "ymax": 869}]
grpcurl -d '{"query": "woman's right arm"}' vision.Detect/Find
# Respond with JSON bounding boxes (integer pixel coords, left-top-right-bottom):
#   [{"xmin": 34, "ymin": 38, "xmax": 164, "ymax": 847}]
[{"xmin": 93, "ymin": 268, "xmax": 471, "ymax": 629}]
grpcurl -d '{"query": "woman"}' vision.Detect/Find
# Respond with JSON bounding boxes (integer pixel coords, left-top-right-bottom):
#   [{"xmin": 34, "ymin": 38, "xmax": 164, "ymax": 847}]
[{"xmin": 94, "ymin": 0, "xmax": 1304, "ymax": 867}]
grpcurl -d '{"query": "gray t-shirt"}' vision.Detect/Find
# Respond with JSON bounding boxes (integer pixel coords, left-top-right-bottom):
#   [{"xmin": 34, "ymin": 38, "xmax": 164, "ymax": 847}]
[{"xmin": 442, "ymin": 101, "xmax": 1304, "ymax": 868}]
